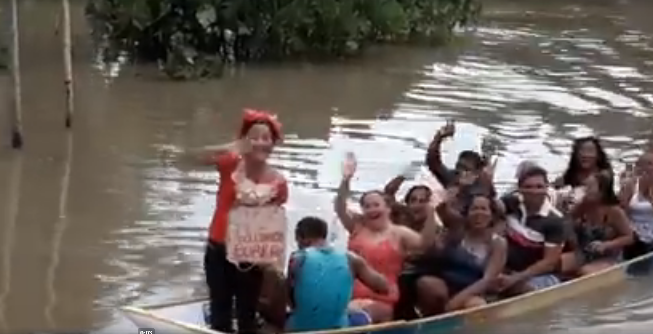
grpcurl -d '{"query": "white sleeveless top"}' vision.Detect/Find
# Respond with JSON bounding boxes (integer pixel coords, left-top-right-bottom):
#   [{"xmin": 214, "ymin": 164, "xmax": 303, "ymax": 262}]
[
  {"xmin": 232, "ymin": 161, "xmax": 277, "ymax": 205},
  {"xmin": 628, "ymin": 180, "xmax": 653, "ymax": 243}
]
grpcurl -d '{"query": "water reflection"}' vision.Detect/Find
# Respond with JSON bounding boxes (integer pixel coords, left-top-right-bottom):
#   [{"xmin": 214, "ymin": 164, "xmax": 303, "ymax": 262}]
[
  {"xmin": 2, "ymin": 0, "xmax": 653, "ymax": 333},
  {"xmin": 0, "ymin": 152, "xmax": 22, "ymax": 332}
]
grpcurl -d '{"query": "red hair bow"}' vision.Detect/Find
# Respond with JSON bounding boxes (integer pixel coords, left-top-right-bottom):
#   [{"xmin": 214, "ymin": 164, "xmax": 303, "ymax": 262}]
[{"xmin": 239, "ymin": 108, "xmax": 282, "ymax": 142}]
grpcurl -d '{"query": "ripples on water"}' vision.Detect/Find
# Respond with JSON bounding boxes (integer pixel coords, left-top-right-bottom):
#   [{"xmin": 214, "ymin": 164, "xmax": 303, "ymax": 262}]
[
  {"xmin": 3, "ymin": 0, "xmax": 653, "ymax": 333},
  {"xmin": 108, "ymin": 2, "xmax": 653, "ymax": 333},
  {"xmin": 112, "ymin": 4, "xmax": 653, "ymax": 333}
]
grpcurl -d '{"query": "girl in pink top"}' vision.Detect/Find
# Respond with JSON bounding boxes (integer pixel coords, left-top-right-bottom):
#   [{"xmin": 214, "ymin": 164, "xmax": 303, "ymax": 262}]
[{"xmin": 334, "ymin": 153, "xmax": 439, "ymax": 323}]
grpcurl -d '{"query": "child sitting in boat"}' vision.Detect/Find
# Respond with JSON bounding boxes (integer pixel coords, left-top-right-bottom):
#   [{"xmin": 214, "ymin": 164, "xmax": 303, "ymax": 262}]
[{"xmin": 286, "ymin": 216, "xmax": 390, "ymax": 332}]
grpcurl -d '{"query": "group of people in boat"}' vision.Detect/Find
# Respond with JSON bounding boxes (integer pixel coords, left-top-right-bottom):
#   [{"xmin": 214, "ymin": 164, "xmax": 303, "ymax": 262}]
[{"xmin": 188, "ymin": 109, "xmax": 653, "ymax": 334}]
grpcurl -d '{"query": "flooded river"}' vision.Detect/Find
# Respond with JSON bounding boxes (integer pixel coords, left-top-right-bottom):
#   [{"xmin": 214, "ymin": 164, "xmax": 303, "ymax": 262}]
[{"xmin": 1, "ymin": 0, "xmax": 653, "ymax": 333}]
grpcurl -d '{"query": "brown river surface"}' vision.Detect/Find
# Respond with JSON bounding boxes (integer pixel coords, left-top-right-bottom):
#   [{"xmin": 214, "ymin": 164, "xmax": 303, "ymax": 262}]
[{"xmin": 2, "ymin": 0, "xmax": 653, "ymax": 333}]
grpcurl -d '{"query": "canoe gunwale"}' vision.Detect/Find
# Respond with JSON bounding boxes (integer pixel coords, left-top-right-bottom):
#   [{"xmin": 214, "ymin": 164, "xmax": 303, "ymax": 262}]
[
  {"xmin": 409, "ymin": 249, "xmax": 653, "ymax": 325},
  {"xmin": 121, "ymin": 251, "xmax": 653, "ymax": 334},
  {"xmin": 121, "ymin": 305, "xmax": 407, "ymax": 334}
]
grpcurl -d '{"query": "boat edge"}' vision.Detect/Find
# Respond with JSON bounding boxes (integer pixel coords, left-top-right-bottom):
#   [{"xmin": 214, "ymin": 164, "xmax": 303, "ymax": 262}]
[{"xmin": 120, "ymin": 250, "xmax": 653, "ymax": 334}]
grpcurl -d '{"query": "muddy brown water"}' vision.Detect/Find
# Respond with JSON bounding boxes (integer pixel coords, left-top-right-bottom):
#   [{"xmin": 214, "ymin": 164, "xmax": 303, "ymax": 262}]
[{"xmin": 1, "ymin": 0, "xmax": 653, "ymax": 333}]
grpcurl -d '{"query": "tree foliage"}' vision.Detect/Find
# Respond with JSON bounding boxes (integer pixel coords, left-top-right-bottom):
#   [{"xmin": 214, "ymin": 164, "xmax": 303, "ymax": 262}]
[{"xmin": 86, "ymin": 0, "xmax": 481, "ymax": 79}]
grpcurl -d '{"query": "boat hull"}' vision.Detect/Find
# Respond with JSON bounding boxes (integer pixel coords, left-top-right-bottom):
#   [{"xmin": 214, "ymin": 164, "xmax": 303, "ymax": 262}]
[{"xmin": 122, "ymin": 252, "xmax": 653, "ymax": 334}]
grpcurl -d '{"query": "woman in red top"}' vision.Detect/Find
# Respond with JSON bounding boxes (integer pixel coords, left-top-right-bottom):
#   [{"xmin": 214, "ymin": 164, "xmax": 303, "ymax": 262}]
[{"xmin": 188, "ymin": 109, "xmax": 288, "ymax": 334}]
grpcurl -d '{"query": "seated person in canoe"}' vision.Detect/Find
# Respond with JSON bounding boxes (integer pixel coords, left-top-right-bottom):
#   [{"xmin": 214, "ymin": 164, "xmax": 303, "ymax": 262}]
[
  {"xmin": 497, "ymin": 166, "xmax": 566, "ymax": 296},
  {"xmin": 619, "ymin": 151, "xmax": 653, "ymax": 262},
  {"xmin": 426, "ymin": 121, "xmax": 496, "ymax": 214},
  {"xmin": 335, "ymin": 152, "xmax": 439, "ymax": 323},
  {"xmin": 507, "ymin": 161, "xmax": 581, "ymax": 278},
  {"xmin": 382, "ymin": 165, "xmax": 439, "ymax": 232},
  {"xmin": 554, "ymin": 136, "xmax": 614, "ymax": 213},
  {"xmin": 568, "ymin": 171, "xmax": 633, "ymax": 275},
  {"xmin": 285, "ymin": 216, "xmax": 389, "ymax": 332},
  {"xmin": 426, "ymin": 123, "xmax": 498, "ymax": 230},
  {"xmin": 395, "ymin": 192, "xmax": 506, "ymax": 318}
]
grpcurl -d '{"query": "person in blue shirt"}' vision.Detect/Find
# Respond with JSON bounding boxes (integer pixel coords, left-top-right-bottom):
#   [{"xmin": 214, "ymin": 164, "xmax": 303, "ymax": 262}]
[{"xmin": 286, "ymin": 216, "xmax": 389, "ymax": 332}]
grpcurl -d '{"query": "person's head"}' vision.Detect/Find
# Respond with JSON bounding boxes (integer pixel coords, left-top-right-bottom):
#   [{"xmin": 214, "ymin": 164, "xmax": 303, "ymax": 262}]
[
  {"xmin": 453, "ymin": 151, "xmax": 484, "ymax": 186},
  {"xmin": 239, "ymin": 109, "xmax": 282, "ymax": 163},
  {"xmin": 455, "ymin": 150, "xmax": 484, "ymax": 174},
  {"xmin": 515, "ymin": 160, "xmax": 539, "ymax": 180},
  {"xmin": 562, "ymin": 136, "xmax": 611, "ymax": 186},
  {"xmin": 390, "ymin": 203, "xmax": 413, "ymax": 229},
  {"xmin": 462, "ymin": 193, "xmax": 500, "ymax": 232},
  {"xmin": 518, "ymin": 166, "xmax": 549, "ymax": 210},
  {"xmin": 583, "ymin": 172, "xmax": 619, "ymax": 206},
  {"xmin": 359, "ymin": 190, "xmax": 392, "ymax": 228},
  {"xmin": 403, "ymin": 185, "xmax": 432, "ymax": 222},
  {"xmin": 295, "ymin": 216, "xmax": 328, "ymax": 249}
]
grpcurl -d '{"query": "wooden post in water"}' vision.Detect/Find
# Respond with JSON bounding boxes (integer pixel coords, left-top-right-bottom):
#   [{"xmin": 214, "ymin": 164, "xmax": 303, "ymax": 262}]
[
  {"xmin": 61, "ymin": 0, "xmax": 75, "ymax": 128},
  {"xmin": 9, "ymin": 0, "xmax": 23, "ymax": 148}
]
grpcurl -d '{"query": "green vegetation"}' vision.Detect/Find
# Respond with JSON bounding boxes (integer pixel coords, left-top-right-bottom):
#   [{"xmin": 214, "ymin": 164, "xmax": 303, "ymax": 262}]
[{"xmin": 86, "ymin": 0, "xmax": 481, "ymax": 79}]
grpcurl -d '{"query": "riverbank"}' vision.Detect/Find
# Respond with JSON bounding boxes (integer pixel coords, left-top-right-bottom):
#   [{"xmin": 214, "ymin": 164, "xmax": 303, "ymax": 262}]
[{"xmin": 85, "ymin": 0, "xmax": 481, "ymax": 79}]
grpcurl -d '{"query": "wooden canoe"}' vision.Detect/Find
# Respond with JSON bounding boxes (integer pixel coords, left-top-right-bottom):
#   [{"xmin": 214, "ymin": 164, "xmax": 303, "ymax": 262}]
[{"xmin": 121, "ymin": 251, "xmax": 653, "ymax": 334}]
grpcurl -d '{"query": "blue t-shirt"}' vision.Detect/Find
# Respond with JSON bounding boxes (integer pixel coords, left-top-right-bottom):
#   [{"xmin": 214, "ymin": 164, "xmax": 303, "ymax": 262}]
[{"xmin": 286, "ymin": 246, "xmax": 353, "ymax": 331}]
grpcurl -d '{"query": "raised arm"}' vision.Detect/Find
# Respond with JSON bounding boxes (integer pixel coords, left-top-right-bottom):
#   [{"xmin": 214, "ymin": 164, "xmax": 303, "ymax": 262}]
[
  {"xmin": 418, "ymin": 205, "xmax": 441, "ymax": 250},
  {"xmin": 348, "ymin": 251, "xmax": 389, "ymax": 295},
  {"xmin": 480, "ymin": 135, "xmax": 500, "ymax": 178},
  {"xmin": 426, "ymin": 122, "xmax": 456, "ymax": 187},
  {"xmin": 180, "ymin": 141, "xmax": 243, "ymax": 167},
  {"xmin": 435, "ymin": 187, "xmax": 465, "ymax": 230},
  {"xmin": 383, "ymin": 175, "xmax": 406, "ymax": 200},
  {"xmin": 335, "ymin": 177, "xmax": 357, "ymax": 233},
  {"xmin": 335, "ymin": 152, "xmax": 359, "ymax": 233},
  {"xmin": 385, "ymin": 161, "xmax": 422, "ymax": 199}
]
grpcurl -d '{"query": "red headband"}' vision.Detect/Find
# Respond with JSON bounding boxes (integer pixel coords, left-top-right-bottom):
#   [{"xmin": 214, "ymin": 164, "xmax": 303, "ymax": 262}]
[{"xmin": 239, "ymin": 108, "xmax": 282, "ymax": 141}]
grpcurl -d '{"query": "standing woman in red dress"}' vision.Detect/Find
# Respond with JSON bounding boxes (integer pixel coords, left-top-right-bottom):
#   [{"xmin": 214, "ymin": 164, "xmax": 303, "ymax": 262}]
[{"xmin": 186, "ymin": 109, "xmax": 288, "ymax": 334}]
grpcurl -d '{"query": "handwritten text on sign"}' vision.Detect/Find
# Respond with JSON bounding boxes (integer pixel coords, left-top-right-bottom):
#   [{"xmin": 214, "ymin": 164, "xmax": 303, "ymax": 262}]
[{"xmin": 226, "ymin": 206, "xmax": 287, "ymax": 271}]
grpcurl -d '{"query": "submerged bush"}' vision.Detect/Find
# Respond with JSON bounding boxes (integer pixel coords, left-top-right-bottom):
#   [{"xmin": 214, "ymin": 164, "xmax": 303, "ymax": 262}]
[{"xmin": 86, "ymin": 0, "xmax": 481, "ymax": 79}]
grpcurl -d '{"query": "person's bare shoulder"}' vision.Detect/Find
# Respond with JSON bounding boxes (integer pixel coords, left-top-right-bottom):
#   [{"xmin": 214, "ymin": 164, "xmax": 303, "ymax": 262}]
[{"xmin": 392, "ymin": 224, "xmax": 418, "ymax": 237}]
